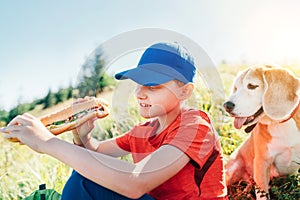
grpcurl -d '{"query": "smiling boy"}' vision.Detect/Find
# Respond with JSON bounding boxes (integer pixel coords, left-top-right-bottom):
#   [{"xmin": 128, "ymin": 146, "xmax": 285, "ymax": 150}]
[{"xmin": 2, "ymin": 42, "xmax": 228, "ymax": 199}]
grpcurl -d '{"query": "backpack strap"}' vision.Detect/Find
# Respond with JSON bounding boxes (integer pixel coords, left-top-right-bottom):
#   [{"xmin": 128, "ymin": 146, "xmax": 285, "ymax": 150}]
[{"xmin": 194, "ymin": 148, "xmax": 219, "ymax": 195}]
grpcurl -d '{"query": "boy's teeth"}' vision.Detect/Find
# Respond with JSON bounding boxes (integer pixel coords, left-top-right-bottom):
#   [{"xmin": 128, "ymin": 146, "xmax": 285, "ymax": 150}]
[{"xmin": 141, "ymin": 103, "xmax": 151, "ymax": 107}]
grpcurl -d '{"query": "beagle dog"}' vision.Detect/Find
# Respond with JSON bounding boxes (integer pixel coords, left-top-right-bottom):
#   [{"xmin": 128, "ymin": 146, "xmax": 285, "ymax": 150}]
[{"xmin": 223, "ymin": 65, "xmax": 300, "ymax": 199}]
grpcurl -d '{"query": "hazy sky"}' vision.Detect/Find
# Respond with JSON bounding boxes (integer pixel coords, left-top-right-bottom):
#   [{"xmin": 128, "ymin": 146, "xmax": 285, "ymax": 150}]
[{"xmin": 1, "ymin": 0, "xmax": 300, "ymax": 110}]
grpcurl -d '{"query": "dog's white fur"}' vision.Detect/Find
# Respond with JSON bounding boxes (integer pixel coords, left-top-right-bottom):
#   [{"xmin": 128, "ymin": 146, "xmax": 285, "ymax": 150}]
[{"xmin": 224, "ymin": 65, "xmax": 300, "ymax": 199}]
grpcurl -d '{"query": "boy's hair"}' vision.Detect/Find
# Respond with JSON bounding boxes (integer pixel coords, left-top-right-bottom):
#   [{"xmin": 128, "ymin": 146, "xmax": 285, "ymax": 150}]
[{"xmin": 115, "ymin": 42, "xmax": 196, "ymax": 86}]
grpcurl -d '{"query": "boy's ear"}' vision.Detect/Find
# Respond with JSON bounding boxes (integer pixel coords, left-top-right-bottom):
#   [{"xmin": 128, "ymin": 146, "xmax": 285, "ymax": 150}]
[{"xmin": 179, "ymin": 83, "xmax": 194, "ymax": 100}]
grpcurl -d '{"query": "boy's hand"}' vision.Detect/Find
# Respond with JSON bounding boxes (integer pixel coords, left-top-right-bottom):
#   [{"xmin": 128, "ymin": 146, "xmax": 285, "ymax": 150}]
[
  {"xmin": 72, "ymin": 118, "xmax": 96, "ymax": 146},
  {"xmin": 1, "ymin": 113, "xmax": 55, "ymax": 153},
  {"xmin": 72, "ymin": 97, "xmax": 97, "ymax": 146}
]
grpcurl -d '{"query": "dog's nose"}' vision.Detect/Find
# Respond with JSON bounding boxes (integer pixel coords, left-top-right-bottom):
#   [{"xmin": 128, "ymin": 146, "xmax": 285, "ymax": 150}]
[{"xmin": 223, "ymin": 101, "xmax": 235, "ymax": 113}]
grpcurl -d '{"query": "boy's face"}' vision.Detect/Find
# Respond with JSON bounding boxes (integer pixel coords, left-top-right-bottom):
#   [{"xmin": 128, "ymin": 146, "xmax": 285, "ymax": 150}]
[{"xmin": 135, "ymin": 80, "xmax": 184, "ymax": 119}]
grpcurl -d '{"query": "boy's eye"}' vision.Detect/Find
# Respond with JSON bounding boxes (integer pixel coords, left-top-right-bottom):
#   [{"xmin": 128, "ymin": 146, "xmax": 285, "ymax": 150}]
[{"xmin": 148, "ymin": 86, "xmax": 159, "ymax": 90}]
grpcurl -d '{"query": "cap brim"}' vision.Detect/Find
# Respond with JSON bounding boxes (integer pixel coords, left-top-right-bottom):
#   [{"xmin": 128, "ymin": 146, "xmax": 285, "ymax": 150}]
[{"xmin": 115, "ymin": 67, "xmax": 173, "ymax": 86}]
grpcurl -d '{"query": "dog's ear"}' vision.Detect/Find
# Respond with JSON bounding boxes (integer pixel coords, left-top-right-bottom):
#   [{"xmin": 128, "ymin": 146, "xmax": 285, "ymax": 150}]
[{"xmin": 262, "ymin": 68, "xmax": 300, "ymax": 121}]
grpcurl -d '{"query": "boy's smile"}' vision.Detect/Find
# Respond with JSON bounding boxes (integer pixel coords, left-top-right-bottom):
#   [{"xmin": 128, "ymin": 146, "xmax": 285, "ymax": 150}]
[{"xmin": 139, "ymin": 103, "xmax": 152, "ymax": 108}]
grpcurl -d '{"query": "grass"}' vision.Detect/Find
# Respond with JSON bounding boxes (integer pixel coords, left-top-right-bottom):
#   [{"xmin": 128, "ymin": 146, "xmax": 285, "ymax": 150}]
[
  {"xmin": 0, "ymin": 133, "xmax": 71, "ymax": 199},
  {"xmin": 227, "ymin": 174, "xmax": 300, "ymax": 200},
  {"xmin": 0, "ymin": 64, "xmax": 299, "ymax": 199}
]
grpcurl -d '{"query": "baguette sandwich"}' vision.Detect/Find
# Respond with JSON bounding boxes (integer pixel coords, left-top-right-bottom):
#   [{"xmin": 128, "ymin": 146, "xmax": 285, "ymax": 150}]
[{"xmin": 2, "ymin": 97, "xmax": 109, "ymax": 142}]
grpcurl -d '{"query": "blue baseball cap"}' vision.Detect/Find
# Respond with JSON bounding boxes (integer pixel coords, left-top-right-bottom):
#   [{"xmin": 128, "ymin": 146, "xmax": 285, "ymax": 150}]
[{"xmin": 114, "ymin": 42, "xmax": 196, "ymax": 86}]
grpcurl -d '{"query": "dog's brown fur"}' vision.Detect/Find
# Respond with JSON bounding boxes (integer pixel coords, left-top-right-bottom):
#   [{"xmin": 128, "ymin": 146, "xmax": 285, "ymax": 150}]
[{"xmin": 224, "ymin": 65, "xmax": 300, "ymax": 199}]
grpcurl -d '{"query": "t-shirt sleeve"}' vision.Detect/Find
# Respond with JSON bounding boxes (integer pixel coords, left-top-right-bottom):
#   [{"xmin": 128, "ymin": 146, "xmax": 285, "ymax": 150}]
[
  {"xmin": 162, "ymin": 110, "xmax": 216, "ymax": 168},
  {"xmin": 115, "ymin": 131, "xmax": 131, "ymax": 152}
]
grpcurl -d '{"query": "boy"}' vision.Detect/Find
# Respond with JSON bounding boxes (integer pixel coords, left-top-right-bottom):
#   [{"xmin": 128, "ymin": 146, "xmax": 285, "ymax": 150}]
[{"xmin": 2, "ymin": 42, "xmax": 228, "ymax": 199}]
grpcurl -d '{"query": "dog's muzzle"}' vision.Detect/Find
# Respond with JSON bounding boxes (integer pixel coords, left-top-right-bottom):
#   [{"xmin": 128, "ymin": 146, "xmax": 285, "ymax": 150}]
[{"xmin": 223, "ymin": 101, "xmax": 264, "ymax": 133}]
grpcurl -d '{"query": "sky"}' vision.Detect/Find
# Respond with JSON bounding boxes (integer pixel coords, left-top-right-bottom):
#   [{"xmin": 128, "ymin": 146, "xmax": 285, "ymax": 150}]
[{"xmin": 1, "ymin": 0, "xmax": 300, "ymax": 111}]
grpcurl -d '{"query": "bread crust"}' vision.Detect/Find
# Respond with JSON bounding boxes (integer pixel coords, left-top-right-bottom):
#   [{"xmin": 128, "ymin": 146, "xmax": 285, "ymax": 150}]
[
  {"xmin": 42, "ymin": 98, "xmax": 109, "ymax": 134},
  {"xmin": 40, "ymin": 98, "xmax": 108, "ymax": 125}
]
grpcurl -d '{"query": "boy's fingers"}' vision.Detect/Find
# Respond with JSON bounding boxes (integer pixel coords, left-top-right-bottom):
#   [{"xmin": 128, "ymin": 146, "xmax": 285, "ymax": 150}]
[
  {"xmin": 1, "ymin": 132, "xmax": 21, "ymax": 143},
  {"xmin": 99, "ymin": 98, "xmax": 109, "ymax": 107},
  {"xmin": 1, "ymin": 130, "xmax": 17, "ymax": 139},
  {"xmin": 88, "ymin": 119, "xmax": 95, "ymax": 129},
  {"xmin": 2, "ymin": 125, "xmax": 22, "ymax": 133},
  {"xmin": 7, "ymin": 115, "xmax": 32, "ymax": 127}
]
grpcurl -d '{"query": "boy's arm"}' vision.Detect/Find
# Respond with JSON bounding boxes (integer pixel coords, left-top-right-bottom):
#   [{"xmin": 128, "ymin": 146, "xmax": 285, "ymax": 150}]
[
  {"xmin": 78, "ymin": 136, "xmax": 129, "ymax": 158},
  {"xmin": 2, "ymin": 113, "xmax": 190, "ymax": 198},
  {"xmin": 45, "ymin": 138, "xmax": 190, "ymax": 199},
  {"xmin": 72, "ymin": 119, "xmax": 128, "ymax": 157}
]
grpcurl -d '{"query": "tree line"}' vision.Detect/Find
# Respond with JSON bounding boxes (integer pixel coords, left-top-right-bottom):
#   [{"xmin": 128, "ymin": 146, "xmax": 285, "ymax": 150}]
[{"xmin": 0, "ymin": 51, "xmax": 115, "ymax": 126}]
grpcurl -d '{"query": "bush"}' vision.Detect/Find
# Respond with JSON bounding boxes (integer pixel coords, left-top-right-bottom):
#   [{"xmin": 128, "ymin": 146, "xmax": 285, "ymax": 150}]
[{"xmin": 0, "ymin": 109, "xmax": 9, "ymax": 125}]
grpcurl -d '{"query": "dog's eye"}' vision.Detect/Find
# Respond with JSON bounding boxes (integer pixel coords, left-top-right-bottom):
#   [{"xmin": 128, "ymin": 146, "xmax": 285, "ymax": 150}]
[{"xmin": 247, "ymin": 83, "xmax": 259, "ymax": 90}]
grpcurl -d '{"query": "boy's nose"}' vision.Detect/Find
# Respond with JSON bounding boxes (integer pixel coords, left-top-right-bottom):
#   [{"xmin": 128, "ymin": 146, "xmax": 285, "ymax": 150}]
[{"xmin": 135, "ymin": 86, "xmax": 147, "ymax": 99}]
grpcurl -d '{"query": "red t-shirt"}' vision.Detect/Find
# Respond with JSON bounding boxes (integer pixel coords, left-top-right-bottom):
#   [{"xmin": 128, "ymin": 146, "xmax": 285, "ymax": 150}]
[{"xmin": 116, "ymin": 109, "xmax": 228, "ymax": 200}]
